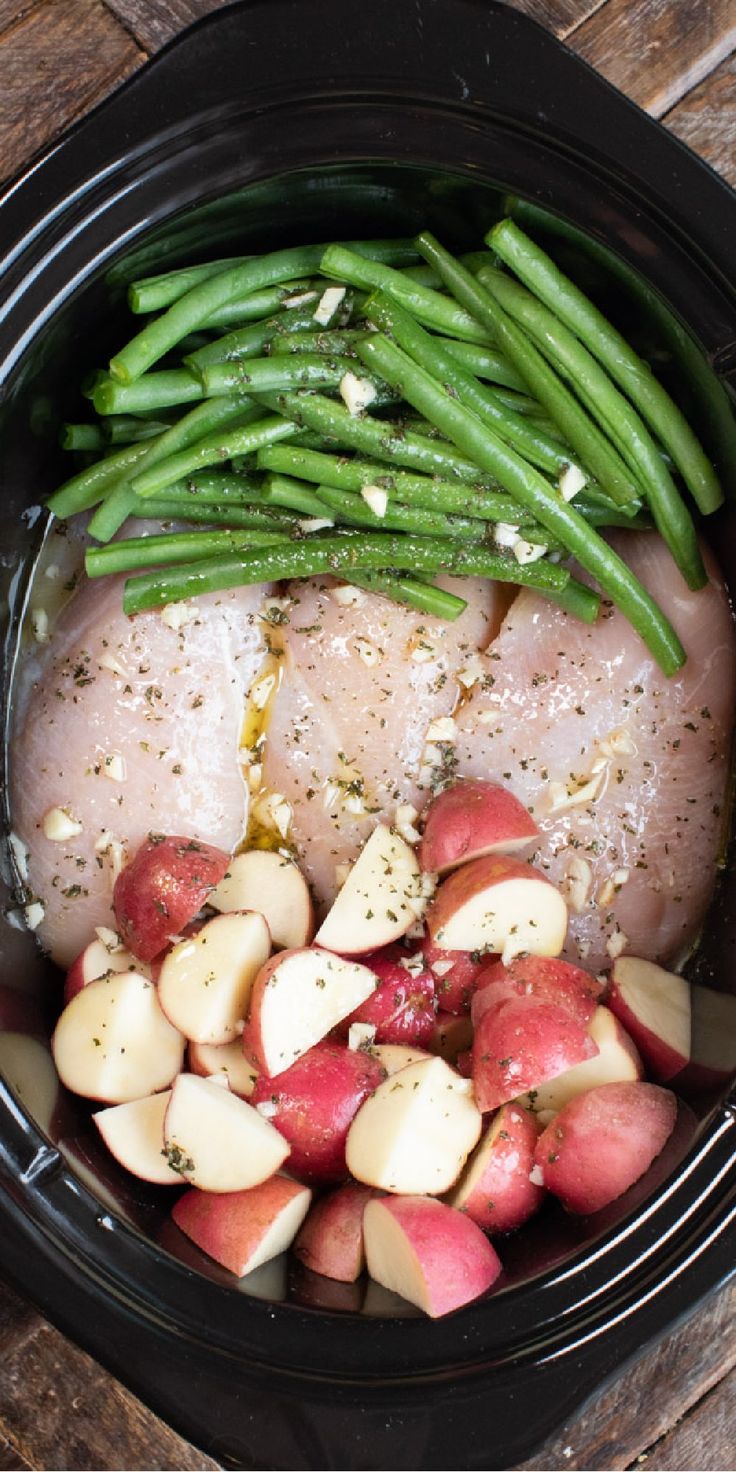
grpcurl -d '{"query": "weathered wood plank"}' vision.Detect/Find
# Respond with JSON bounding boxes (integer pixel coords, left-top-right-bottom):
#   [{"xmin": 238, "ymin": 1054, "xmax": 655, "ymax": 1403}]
[
  {"xmin": 570, "ymin": 0, "xmax": 736, "ymax": 116},
  {"xmin": 520, "ymin": 1281, "xmax": 736, "ymax": 1470},
  {"xmin": 0, "ymin": 1282, "xmax": 219, "ymax": 1472},
  {"xmin": 664, "ymin": 50, "xmax": 736, "ymax": 188},
  {"xmin": 643, "ymin": 1363, "xmax": 736, "ymax": 1470},
  {"xmin": 0, "ymin": 1438, "xmax": 33, "ymax": 1472},
  {"xmin": 0, "ymin": 0, "xmax": 144, "ymax": 186}
]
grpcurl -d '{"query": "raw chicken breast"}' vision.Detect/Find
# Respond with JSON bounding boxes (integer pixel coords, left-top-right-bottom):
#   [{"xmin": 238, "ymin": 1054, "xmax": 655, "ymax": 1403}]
[
  {"xmin": 453, "ymin": 532, "xmax": 735, "ymax": 971},
  {"xmin": 261, "ymin": 575, "xmax": 501, "ymax": 903},
  {"xmin": 11, "ymin": 576, "xmax": 273, "ymax": 965}
]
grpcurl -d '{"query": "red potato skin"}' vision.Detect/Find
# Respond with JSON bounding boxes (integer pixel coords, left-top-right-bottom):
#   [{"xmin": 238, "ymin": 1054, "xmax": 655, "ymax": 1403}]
[
  {"xmin": 250, "ymin": 1043, "xmax": 385, "ymax": 1183},
  {"xmin": 340, "ymin": 951, "xmax": 436, "ymax": 1047},
  {"xmin": 472, "ymin": 957, "xmax": 605, "ymax": 1030},
  {"xmin": 113, "ymin": 835, "xmax": 230, "ymax": 964},
  {"xmin": 241, "ymin": 951, "xmax": 290, "ymax": 1074},
  {"xmin": 171, "ymin": 1176, "xmax": 308, "ymax": 1277},
  {"xmin": 421, "ymin": 941, "xmax": 488, "ymax": 1015},
  {"xmin": 293, "ymin": 1182, "xmax": 379, "ymax": 1281},
  {"xmin": 472, "ymin": 996, "xmax": 598, "ymax": 1112},
  {"xmin": 426, "ymin": 853, "xmax": 561, "ymax": 948},
  {"xmin": 606, "ymin": 970, "xmax": 688, "ymax": 1083},
  {"xmin": 451, "ymin": 1103, "xmax": 543, "ymax": 1234},
  {"xmin": 535, "ymin": 1081, "xmax": 678, "ymax": 1215},
  {"xmin": 419, "ymin": 779, "xmax": 539, "ymax": 875},
  {"xmin": 365, "ymin": 1195, "xmax": 502, "ymax": 1318}
]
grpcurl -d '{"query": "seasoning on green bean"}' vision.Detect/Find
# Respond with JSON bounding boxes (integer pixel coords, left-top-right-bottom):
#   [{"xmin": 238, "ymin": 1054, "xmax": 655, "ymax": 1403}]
[
  {"xmin": 346, "ymin": 570, "xmax": 468, "ymax": 620},
  {"xmin": 122, "ymin": 531, "xmax": 570, "ymax": 616},
  {"xmin": 477, "ymin": 264, "xmax": 705, "ymax": 589},
  {"xmin": 355, "ymin": 331, "xmax": 685, "ymax": 675},
  {"xmin": 184, "ymin": 308, "xmax": 320, "ymax": 371},
  {"xmin": 198, "ymin": 354, "xmax": 372, "ymax": 398},
  {"xmin": 129, "ymin": 498, "xmax": 303, "ymax": 531},
  {"xmin": 86, "ymin": 527, "xmax": 292, "ymax": 577},
  {"xmin": 319, "ymin": 245, "xmax": 491, "ymax": 345},
  {"xmin": 414, "ymin": 233, "xmax": 644, "ymax": 510},
  {"xmin": 488, "ymin": 218, "xmax": 723, "ymax": 515},
  {"xmin": 131, "ymin": 414, "xmax": 298, "ymax": 500},
  {"xmin": 259, "ymin": 474, "xmax": 335, "ymax": 519},
  {"xmin": 269, "ymin": 328, "xmax": 367, "ymax": 358}
]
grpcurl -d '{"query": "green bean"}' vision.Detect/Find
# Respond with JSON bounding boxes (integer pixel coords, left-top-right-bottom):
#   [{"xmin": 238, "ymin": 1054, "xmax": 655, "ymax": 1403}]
[
  {"xmin": 488, "ymin": 219, "xmax": 723, "ymax": 514},
  {"xmin": 110, "ymin": 241, "xmax": 419, "ymax": 383},
  {"xmin": 93, "ymin": 369, "xmax": 204, "ymax": 416},
  {"xmin": 129, "ymin": 498, "xmax": 302, "ymax": 530},
  {"xmin": 102, "ymin": 416, "xmax": 172, "ymax": 445},
  {"xmin": 259, "ymin": 474, "xmax": 334, "ymax": 518},
  {"xmin": 366, "ymin": 289, "xmax": 572, "ymax": 476},
  {"xmin": 251, "ymin": 390, "xmax": 502, "ymax": 484},
  {"xmin": 47, "ymin": 440, "xmax": 152, "ymax": 519},
  {"xmin": 415, "ymin": 233, "xmax": 644, "ymax": 510},
  {"xmin": 88, "ymin": 398, "xmax": 260, "ymax": 542},
  {"xmin": 312, "ymin": 482, "xmax": 505, "ymax": 542},
  {"xmin": 60, "ymin": 423, "xmax": 106, "ymax": 452},
  {"xmin": 477, "ymin": 265, "xmax": 705, "ymax": 590},
  {"xmin": 131, "ymin": 415, "xmax": 298, "ymax": 499},
  {"xmin": 197, "ymin": 282, "xmax": 318, "ymax": 330},
  {"xmin": 438, "ymin": 338, "xmax": 527, "ymax": 391},
  {"xmin": 319, "ymin": 245, "xmax": 491, "ymax": 344},
  {"xmin": 355, "ymin": 333, "xmax": 685, "ymax": 675},
  {"xmin": 198, "ymin": 354, "xmax": 367, "ymax": 397},
  {"xmin": 149, "ymin": 471, "xmax": 266, "ymax": 504},
  {"xmin": 543, "ymin": 580, "xmax": 601, "ymax": 623},
  {"xmin": 184, "ymin": 309, "xmax": 319, "ymax": 371},
  {"xmin": 269, "ymin": 328, "xmax": 367, "ymax": 358},
  {"xmin": 346, "ymin": 571, "xmax": 468, "ymax": 620},
  {"xmin": 86, "ymin": 528, "xmax": 292, "ymax": 576},
  {"xmin": 129, "ymin": 258, "xmax": 251, "ymax": 313},
  {"xmin": 122, "ymin": 531, "xmax": 570, "ymax": 615}
]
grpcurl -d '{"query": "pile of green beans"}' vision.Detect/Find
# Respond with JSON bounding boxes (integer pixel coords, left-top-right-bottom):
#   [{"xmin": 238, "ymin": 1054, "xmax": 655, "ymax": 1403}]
[{"xmin": 47, "ymin": 224, "xmax": 723, "ymax": 668}]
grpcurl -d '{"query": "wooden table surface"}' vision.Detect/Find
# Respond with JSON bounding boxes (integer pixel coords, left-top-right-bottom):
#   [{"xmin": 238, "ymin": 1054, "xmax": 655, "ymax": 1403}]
[{"xmin": 1, "ymin": 2, "xmax": 735, "ymax": 1468}]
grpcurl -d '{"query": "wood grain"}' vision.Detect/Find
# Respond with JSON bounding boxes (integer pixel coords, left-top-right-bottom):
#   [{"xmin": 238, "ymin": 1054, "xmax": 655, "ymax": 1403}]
[
  {"xmin": 664, "ymin": 50, "xmax": 736, "ymax": 188},
  {"xmin": 570, "ymin": 0, "xmax": 736, "ymax": 116},
  {"xmin": 520, "ymin": 1282, "xmax": 736, "ymax": 1471},
  {"xmin": 0, "ymin": 1281, "xmax": 218, "ymax": 1472},
  {"xmin": 0, "ymin": 0, "xmax": 143, "ymax": 186},
  {"xmin": 643, "ymin": 1364, "xmax": 736, "ymax": 1470}
]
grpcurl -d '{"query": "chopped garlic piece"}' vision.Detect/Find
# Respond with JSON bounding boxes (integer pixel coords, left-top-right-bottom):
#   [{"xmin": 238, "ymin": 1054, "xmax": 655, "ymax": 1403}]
[
  {"xmin": 44, "ymin": 563, "xmax": 61, "ymax": 581},
  {"xmin": 613, "ymin": 867, "xmax": 630, "ymax": 887},
  {"xmin": 352, "ymin": 637, "xmax": 381, "ymax": 667},
  {"xmin": 476, "ymin": 709, "xmax": 496, "ymax": 725},
  {"xmin": 348, "ymin": 1022, "xmax": 377, "ymax": 1051},
  {"xmin": 456, "ymin": 654, "xmax": 484, "ymax": 689},
  {"xmin": 395, "ymin": 803, "xmax": 421, "ymax": 845},
  {"xmin": 430, "ymin": 957, "xmax": 455, "ymax": 978},
  {"xmin": 330, "ymin": 583, "xmax": 365, "ymax": 607},
  {"xmin": 399, "ymin": 952, "xmax": 426, "ymax": 978},
  {"xmin": 360, "ymin": 484, "xmax": 388, "ymax": 518},
  {"xmin": 256, "ymin": 1099, "xmax": 278, "ymax": 1118},
  {"xmin": 42, "ymin": 807, "xmax": 83, "ymax": 842},
  {"xmin": 562, "ymin": 856, "xmax": 593, "ymax": 913},
  {"xmin": 250, "ymin": 672, "xmax": 277, "ymax": 711},
  {"xmin": 494, "ymin": 522, "xmax": 519, "ymax": 549},
  {"xmin": 513, "ymin": 538, "xmax": 547, "ymax": 565},
  {"xmin": 103, "ymin": 753, "xmax": 127, "ymax": 783},
  {"xmin": 597, "ymin": 878, "xmax": 616, "ymax": 908},
  {"xmin": 425, "ymin": 716, "xmax": 456, "ymax": 744},
  {"xmin": 598, "ymin": 727, "xmax": 636, "ymax": 759},
  {"xmin": 606, "ymin": 926, "xmax": 628, "ymax": 960},
  {"xmin": 23, "ymin": 901, "xmax": 45, "ymax": 931},
  {"xmin": 31, "ymin": 608, "xmax": 49, "ymax": 644},
  {"xmin": 339, "ymin": 372, "xmax": 377, "ymax": 416},
  {"xmin": 108, "ymin": 841, "xmax": 127, "ymax": 885},
  {"xmin": 298, "ymin": 516, "xmax": 334, "ymax": 533},
  {"xmin": 98, "ymin": 653, "xmax": 126, "ymax": 676},
  {"xmin": 94, "ymin": 830, "xmax": 115, "ymax": 854},
  {"xmin": 254, "ymin": 792, "xmax": 292, "ymax": 839},
  {"xmin": 313, "ymin": 285, "xmax": 346, "ymax": 326},
  {"xmin": 95, "ymin": 926, "xmax": 122, "ymax": 952},
  {"xmin": 558, "ymin": 462, "xmax": 587, "ymax": 501},
  {"xmin": 410, "ymin": 641, "xmax": 437, "ymax": 664},
  {"xmin": 284, "ymin": 291, "xmax": 318, "ymax": 309},
  {"xmin": 529, "ymin": 1163, "xmax": 545, "ymax": 1186},
  {"xmin": 161, "ymin": 601, "xmax": 198, "ymax": 631},
  {"xmin": 323, "ymin": 782, "xmax": 340, "ymax": 812},
  {"xmin": 343, "ymin": 792, "xmax": 366, "ymax": 816},
  {"xmin": 8, "ymin": 832, "xmax": 30, "ymax": 884},
  {"xmin": 406, "ymin": 918, "xmax": 426, "ymax": 941},
  {"xmin": 247, "ymin": 762, "xmax": 263, "ymax": 793},
  {"xmin": 548, "ymin": 770, "xmax": 604, "ymax": 813}
]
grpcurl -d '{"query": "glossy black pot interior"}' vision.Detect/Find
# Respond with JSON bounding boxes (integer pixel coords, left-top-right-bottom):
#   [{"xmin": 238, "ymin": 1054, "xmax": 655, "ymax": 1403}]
[{"xmin": 2, "ymin": 2, "xmax": 736, "ymax": 1467}]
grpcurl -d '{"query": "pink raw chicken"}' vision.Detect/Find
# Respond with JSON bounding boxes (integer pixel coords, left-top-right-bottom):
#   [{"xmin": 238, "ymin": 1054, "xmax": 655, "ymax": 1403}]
[
  {"xmin": 261, "ymin": 574, "xmax": 499, "ymax": 905},
  {"xmin": 11, "ymin": 574, "xmax": 272, "ymax": 964},
  {"xmin": 452, "ymin": 532, "xmax": 734, "ymax": 971}
]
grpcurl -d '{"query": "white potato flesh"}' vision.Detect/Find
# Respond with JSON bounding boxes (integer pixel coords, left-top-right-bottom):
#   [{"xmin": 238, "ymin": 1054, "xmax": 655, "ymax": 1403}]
[
  {"xmin": 163, "ymin": 1073, "xmax": 289, "ymax": 1191},
  {"xmin": 611, "ymin": 956, "xmax": 691, "ymax": 1070},
  {"xmin": 157, "ymin": 911, "xmax": 271, "ymax": 1044},
  {"xmin": 249, "ymin": 948, "xmax": 377, "ymax": 1076},
  {"xmin": 315, "ymin": 824, "xmax": 425, "ymax": 954},
  {"xmin": 367, "ymin": 1044, "xmax": 434, "ymax": 1076},
  {"xmin": 210, "ymin": 850, "xmax": 313, "ymax": 949},
  {"xmin": 94, "ymin": 1091, "xmax": 181, "ymax": 1184},
  {"xmin": 516, "ymin": 1005, "xmax": 642, "ymax": 1114},
  {"xmin": 346, "ymin": 1056, "xmax": 481, "ymax": 1194},
  {"xmin": 433, "ymin": 875, "xmax": 567, "ymax": 960},
  {"xmin": 241, "ymin": 1186, "xmax": 313, "ymax": 1274},
  {"xmin": 188, "ymin": 1039, "xmax": 259, "ymax": 1097},
  {"xmin": 52, "ymin": 971, "xmax": 185, "ymax": 1103}
]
